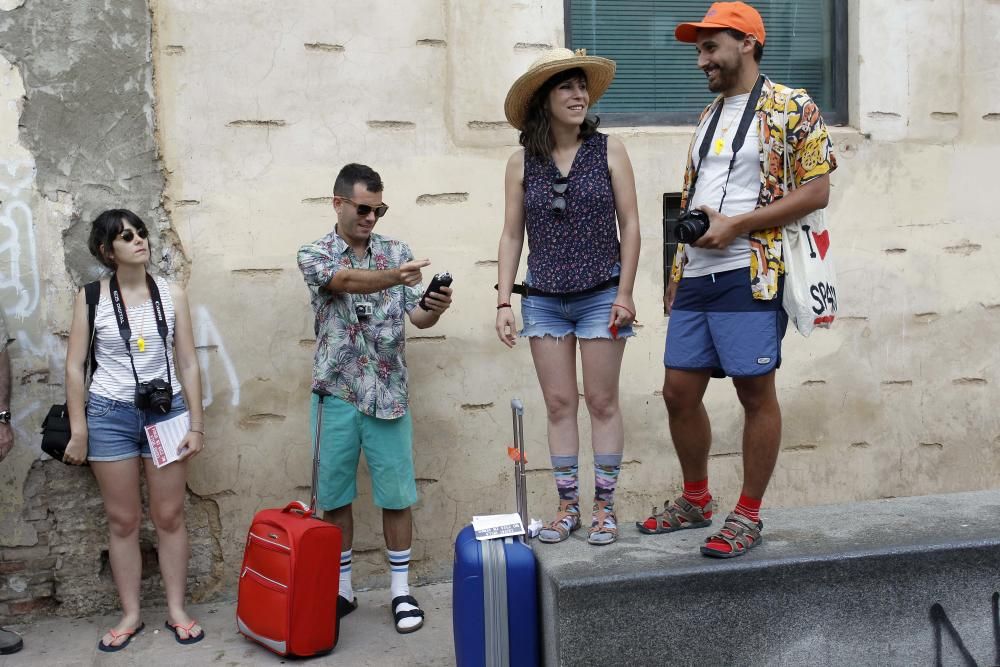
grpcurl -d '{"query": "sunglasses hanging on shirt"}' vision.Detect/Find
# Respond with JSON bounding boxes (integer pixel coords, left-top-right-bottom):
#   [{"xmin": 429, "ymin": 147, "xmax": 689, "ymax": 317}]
[{"xmin": 550, "ymin": 176, "xmax": 569, "ymax": 215}]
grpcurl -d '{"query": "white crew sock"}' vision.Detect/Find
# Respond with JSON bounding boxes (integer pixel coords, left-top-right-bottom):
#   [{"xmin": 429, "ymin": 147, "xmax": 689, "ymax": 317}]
[
  {"xmin": 339, "ymin": 549, "xmax": 353, "ymax": 601},
  {"xmin": 387, "ymin": 548, "xmax": 420, "ymax": 630}
]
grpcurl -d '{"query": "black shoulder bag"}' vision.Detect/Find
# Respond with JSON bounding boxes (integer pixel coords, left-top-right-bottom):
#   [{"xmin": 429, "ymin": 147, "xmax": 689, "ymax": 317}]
[{"xmin": 40, "ymin": 281, "xmax": 100, "ymax": 463}]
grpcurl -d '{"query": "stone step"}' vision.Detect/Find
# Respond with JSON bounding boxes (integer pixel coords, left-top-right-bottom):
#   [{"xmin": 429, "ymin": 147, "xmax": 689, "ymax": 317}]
[{"xmin": 534, "ymin": 490, "xmax": 1000, "ymax": 666}]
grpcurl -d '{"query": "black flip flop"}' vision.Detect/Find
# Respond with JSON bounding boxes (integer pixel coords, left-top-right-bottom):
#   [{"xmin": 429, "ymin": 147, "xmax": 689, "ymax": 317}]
[
  {"xmin": 337, "ymin": 595, "xmax": 359, "ymax": 618},
  {"xmin": 164, "ymin": 620, "xmax": 204, "ymax": 645},
  {"xmin": 97, "ymin": 622, "xmax": 144, "ymax": 653}
]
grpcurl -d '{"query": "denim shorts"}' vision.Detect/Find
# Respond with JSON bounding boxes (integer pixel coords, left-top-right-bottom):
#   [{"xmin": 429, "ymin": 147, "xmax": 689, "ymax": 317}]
[
  {"xmin": 86, "ymin": 392, "xmax": 188, "ymax": 462},
  {"xmin": 665, "ymin": 268, "xmax": 787, "ymax": 378},
  {"xmin": 310, "ymin": 394, "xmax": 417, "ymax": 511},
  {"xmin": 519, "ymin": 271, "xmax": 635, "ymax": 341}
]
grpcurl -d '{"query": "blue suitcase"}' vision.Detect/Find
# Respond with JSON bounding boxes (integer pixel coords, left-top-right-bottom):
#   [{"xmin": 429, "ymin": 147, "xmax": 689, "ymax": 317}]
[{"xmin": 452, "ymin": 399, "xmax": 540, "ymax": 667}]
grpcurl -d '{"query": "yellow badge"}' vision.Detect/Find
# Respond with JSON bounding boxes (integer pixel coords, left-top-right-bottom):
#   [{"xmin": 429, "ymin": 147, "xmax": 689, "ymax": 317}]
[
  {"xmin": 714, "ymin": 137, "xmax": 725, "ymax": 155},
  {"xmin": 137, "ymin": 337, "xmax": 145, "ymax": 353}
]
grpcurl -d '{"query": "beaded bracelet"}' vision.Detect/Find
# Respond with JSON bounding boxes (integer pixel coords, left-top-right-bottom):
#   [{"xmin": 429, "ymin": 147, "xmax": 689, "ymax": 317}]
[{"xmin": 496, "ymin": 303, "xmax": 512, "ymax": 310}]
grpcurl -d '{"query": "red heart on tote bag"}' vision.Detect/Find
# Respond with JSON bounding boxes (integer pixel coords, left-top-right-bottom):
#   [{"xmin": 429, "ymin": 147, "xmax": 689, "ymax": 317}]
[{"xmin": 812, "ymin": 229, "xmax": 830, "ymax": 260}]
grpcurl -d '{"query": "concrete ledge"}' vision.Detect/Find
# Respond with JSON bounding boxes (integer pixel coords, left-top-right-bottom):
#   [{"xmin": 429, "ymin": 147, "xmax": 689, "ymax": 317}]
[{"xmin": 535, "ymin": 491, "xmax": 1000, "ymax": 666}]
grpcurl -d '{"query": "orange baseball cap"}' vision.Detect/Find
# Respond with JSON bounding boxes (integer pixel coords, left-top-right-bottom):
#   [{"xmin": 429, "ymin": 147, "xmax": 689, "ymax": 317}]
[{"xmin": 675, "ymin": 2, "xmax": 766, "ymax": 45}]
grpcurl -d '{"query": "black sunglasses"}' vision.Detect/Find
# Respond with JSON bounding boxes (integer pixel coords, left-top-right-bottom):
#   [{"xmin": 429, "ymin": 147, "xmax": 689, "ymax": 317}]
[
  {"xmin": 341, "ymin": 197, "xmax": 389, "ymax": 219},
  {"xmin": 550, "ymin": 176, "xmax": 569, "ymax": 215},
  {"xmin": 119, "ymin": 227, "xmax": 149, "ymax": 243}
]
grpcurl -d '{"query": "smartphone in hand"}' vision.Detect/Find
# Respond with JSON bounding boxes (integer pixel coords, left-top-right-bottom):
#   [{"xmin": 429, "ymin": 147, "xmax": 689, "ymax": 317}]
[{"xmin": 420, "ymin": 272, "xmax": 453, "ymax": 310}]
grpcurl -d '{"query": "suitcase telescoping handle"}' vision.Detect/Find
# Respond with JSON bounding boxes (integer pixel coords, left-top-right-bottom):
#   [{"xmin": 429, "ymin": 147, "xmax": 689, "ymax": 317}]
[
  {"xmin": 282, "ymin": 389, "xmax": 327, "ymax": 518},
  {"xmin": 308, "ymin": 390, "xmax": 329, "ymax": 516},
  {"xmin": 511, "ymin": 398, "xmax": 528, "ymax": 533}
]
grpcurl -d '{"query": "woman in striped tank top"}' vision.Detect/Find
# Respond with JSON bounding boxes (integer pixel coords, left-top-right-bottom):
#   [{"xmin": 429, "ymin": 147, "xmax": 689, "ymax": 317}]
[
  {"xmin": 496, "ymin": 50, "xmax": 641, "ymax": 546},
  {"xmin": 63, "ymin": 210, "xmax": 206, "ymax": 651}
]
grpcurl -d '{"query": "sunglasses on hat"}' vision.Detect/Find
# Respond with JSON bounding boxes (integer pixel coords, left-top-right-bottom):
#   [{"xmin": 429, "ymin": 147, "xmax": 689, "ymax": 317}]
[{"xmin": 340, "ymin": 197, "xmax": 389, "ymax": 219}]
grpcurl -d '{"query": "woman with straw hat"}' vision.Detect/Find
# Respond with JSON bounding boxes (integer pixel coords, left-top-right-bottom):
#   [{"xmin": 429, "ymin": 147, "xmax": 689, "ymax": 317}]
[{"xmin": 495, "ymin": 48, "xmax": 640, "ymax": 546}]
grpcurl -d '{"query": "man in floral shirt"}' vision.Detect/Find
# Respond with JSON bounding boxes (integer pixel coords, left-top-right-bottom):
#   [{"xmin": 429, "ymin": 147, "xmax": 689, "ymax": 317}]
[
  {"xmin": 297, "ymin": 163, "xmax": 453, "ymax": 634},
  {"xmin": 639, "ymin": 2, "xmax": 836, "ymax": 559}
]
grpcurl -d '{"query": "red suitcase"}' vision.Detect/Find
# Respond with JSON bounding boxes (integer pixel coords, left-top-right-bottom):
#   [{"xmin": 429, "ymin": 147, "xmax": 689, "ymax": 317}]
[{"xmin": 237, "ymin": 391, "xmax": 342, "ymax": 657}]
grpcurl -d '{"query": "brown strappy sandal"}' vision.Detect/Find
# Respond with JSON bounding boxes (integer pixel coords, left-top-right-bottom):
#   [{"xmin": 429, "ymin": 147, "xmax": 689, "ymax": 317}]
[{"xmin": 537, "ymin": 500, "xmax": 581, "ymax": 544}]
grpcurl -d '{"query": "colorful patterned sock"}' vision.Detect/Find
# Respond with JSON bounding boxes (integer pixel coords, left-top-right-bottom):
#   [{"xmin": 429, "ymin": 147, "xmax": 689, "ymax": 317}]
[
  {"xmin": 683, "ymin": 477, "xmax": 713, "ymax": 510},
  {"xmin": 593, "ymin": 453, "xmax": 623, "ymax": 513},
  {"xmin": 339, "ymin": 548, "xmax": 353, "ymax": 601},
  {"xmin": 539, "ymin": 456, "xmax": 579, "ymax": 539}
]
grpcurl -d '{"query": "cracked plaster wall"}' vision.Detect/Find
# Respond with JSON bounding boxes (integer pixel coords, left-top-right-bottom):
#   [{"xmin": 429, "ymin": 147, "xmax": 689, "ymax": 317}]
[
  {"xmin": 1, "ymin": 0, "xmax": 999, "ymax": 621},
  {"xmin": 0, "ymin": 0, "xmax": 209, "ymax": 622}
]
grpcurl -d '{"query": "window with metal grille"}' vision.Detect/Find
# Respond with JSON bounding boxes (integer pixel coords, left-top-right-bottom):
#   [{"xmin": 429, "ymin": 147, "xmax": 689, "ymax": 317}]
[{"xmin": 566, "ymin": 0, "xmax": 848, "ymax": 126}]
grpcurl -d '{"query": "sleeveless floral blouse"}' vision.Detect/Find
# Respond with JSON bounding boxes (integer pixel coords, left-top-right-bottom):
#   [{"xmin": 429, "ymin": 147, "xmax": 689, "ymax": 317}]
[{"xmin": 523, "ymin": 132, "xmax": 619, "ymax": 293}]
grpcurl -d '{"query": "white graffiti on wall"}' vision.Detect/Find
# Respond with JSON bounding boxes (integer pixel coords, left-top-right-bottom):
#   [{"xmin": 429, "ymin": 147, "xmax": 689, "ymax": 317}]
[
  {"xmin": 193, "ymin": 305, "xmax": 241, "ymax": 408},
  {"xmin": 0, "ymin": 159, "xmax": 39, "ymax": 318}
]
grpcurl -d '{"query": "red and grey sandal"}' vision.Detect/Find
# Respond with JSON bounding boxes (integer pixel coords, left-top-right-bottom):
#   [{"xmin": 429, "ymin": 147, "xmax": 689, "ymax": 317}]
[
  {"xmin": 636, "ymin": 495, "xmax": 715, "ymax": 535},
  {"xmin": 700, "ymin": 512, "xmax": 763, "ymax": 558}
]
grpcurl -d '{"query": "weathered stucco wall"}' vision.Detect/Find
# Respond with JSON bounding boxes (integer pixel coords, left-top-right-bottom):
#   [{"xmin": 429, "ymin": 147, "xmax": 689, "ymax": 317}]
[{"xmin": 1, "ymin": 0, "xmax": 998, "ymax": 621}]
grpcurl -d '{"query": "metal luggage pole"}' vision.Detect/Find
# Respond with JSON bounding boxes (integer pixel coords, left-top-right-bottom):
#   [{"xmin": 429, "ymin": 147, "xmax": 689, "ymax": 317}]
[
  {"xmin": 511, "ymin": 398, "xmax": 528, "ymax": 534},
  {"xmin": 310, "ymin": 391, "xmax": 327, "ymax": 516}
]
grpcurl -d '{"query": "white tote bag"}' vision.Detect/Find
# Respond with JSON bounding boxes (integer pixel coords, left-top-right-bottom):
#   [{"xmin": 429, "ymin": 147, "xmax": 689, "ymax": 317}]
[{"xmin": 780, "ymin": 96, "xmax": 838, "ymax": 337}]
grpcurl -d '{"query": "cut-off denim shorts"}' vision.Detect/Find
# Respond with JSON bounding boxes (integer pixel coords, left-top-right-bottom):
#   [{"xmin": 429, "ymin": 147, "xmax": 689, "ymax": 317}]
[
  {"xmin": 86, "ymin": 392, "xmax": 188, "ymax": 462},
  {"xmin": 519, "ymin": 267, "xmax": 635, "ymax": 341}
]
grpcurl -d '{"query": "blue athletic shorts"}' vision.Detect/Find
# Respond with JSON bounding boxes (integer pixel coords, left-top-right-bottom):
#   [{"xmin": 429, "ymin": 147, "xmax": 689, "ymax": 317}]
[{"xmin": 664, "ymin": 268, "xmax": 787, "ymax": 378}]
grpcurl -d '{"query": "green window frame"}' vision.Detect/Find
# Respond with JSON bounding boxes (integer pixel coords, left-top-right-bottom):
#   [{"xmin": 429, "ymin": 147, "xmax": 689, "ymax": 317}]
[{"xmin": 565, "ymin": 0, "xmax": 849, "ymax": 126}]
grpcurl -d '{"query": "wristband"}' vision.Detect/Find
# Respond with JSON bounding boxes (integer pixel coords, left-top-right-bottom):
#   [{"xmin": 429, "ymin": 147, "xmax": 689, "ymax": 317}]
[
  {"xmin": 190, "ymin": 429, "xmax": 204, "ymax": 435},
  {"xmin": 612, "ymin": 303, "xmax": 636, "ymax": 319},
  {"xmin": 496, "ymin": 303, "xmax": 512, "ymax": 310}
]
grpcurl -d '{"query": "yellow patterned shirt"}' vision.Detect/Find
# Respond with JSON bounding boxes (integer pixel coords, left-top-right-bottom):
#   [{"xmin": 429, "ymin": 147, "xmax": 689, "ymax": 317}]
[{"xmin": 671, "ymin": 77, "xmax": 837, "ymax": 300}]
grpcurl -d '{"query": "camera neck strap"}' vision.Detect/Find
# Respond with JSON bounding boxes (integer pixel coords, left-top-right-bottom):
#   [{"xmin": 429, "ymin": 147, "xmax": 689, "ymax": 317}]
[
  {"xmin": 108, "ymin": 272, "xmax": 172, "ymax": 389},
  {"xmin": 686, "ymin": 74, "xmax": 765, "ymax": 215}
]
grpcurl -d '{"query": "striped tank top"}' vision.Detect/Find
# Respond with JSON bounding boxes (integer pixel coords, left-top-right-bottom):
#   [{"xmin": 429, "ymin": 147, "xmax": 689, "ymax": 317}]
[{"xmin": 89, "ymin": 275, "xmax": 180, "ymax": 403}]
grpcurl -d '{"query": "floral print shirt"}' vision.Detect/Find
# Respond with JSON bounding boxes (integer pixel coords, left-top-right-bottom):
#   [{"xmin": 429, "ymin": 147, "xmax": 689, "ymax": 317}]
[
  {"xmin": 297, "ymin": 229, "xmax": 423, "ymax": 419},
  {"xmin": 523, "ymin": 132, "xmax": 620, "ymax": 293},
  {"xmin": 672, "ymin": 77, "xmax": 837, "ymax": 300}
]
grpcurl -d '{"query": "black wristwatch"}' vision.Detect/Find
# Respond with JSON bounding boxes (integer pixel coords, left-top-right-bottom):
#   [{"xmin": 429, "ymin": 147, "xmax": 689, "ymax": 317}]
[{"xmin": 0, "ymin": 411, "xmax": 10, "ymax": 424}]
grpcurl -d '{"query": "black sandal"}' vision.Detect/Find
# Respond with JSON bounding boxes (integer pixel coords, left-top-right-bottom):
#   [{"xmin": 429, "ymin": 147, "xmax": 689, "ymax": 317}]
[
  {"xmin": 391, "ymin": 595, "xmax": 425, "ymax": 634},
  {"xmin": 337, "ymin": 595, "xmax": 359, "ymax": 618}
]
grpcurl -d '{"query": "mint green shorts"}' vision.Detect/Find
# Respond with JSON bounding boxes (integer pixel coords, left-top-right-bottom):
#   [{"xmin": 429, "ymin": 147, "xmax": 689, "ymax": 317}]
[{"xmin": 310, "ymin": 394, "xmax": 417, "ymax": 511}]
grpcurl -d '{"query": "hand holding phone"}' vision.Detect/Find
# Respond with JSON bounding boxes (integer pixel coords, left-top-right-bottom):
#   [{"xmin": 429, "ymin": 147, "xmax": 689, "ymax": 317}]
[{"xmin": 420, "ymin": 272, "xmax": 453, "ymax": 310}]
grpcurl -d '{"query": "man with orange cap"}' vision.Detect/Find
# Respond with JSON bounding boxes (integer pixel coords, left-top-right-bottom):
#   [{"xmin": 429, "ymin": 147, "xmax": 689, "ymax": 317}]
[{"xmin": 638, "ymin": 2, "xmax": 837, "ymax": 558}]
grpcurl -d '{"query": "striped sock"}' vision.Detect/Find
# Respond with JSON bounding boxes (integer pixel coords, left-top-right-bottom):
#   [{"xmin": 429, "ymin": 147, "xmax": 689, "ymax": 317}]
[
  {"xmin": 339, "ymin": 549, "xmax": 353, "ymax": 600},
  {"xmin": 387, "ymin": 548, "xmax": 411, "ymax": 599},
  {"xmin": 593, "ymin": 453, "xmax": 623, "ymax": 512},
  {"xmin": 734, "ymin": 493, "xmax": 762, "ymax": 524},
  {"xmin": 683, "ymin": 478, "xmax": 712, "ymax": 509}
]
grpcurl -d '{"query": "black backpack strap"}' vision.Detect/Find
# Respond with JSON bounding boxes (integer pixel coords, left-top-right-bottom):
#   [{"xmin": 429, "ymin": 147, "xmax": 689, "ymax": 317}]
[{"xmin": 84, "ymin": 281, "xmax": 100, "ymax": 380}]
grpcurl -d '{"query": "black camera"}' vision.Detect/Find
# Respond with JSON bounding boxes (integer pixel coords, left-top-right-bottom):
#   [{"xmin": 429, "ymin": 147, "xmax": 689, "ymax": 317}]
[
  {"xmin": 135, "ymin": 378, "xmax": 173, "ymax": 415},
  {"xmin": 674, "ymin": 209, "xmax": 711, "ymax": 244},
  {"xmin": 354, "ymin": 302, "xmax": 374, "ymax": 320}
]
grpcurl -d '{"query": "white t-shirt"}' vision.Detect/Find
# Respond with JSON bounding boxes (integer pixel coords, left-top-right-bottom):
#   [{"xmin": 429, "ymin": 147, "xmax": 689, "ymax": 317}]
[{"xmin": 684, "ymin": 92, "xmax": 760, "ymax": 278}]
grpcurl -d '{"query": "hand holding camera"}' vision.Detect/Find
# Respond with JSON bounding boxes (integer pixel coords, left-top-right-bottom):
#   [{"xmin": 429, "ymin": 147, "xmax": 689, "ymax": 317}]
[
  {"xmin": 678, "ymin": 206, "xmax": 741, "ymax": 250},
  {"xmin": 420, "ymin": 272, "xmax": 453, "ymax": 311}
]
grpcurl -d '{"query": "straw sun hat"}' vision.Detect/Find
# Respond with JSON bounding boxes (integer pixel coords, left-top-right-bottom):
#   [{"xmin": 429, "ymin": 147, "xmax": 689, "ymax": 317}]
[{"xmin": 503, "ymin": 48, "xmax": 616, "ymax": 131}]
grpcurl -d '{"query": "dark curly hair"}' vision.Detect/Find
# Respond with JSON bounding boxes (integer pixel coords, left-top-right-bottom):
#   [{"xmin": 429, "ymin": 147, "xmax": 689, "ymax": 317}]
[{"xmin": 519, "ymin": 68, "xmax": 600, "ymax": 160}]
